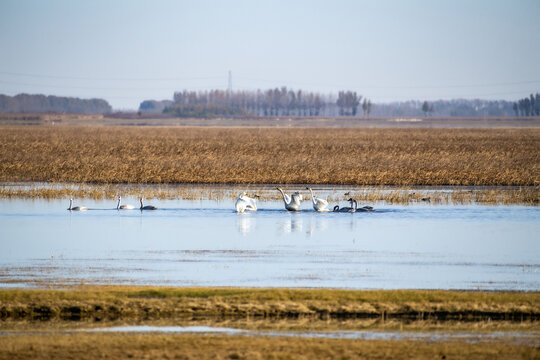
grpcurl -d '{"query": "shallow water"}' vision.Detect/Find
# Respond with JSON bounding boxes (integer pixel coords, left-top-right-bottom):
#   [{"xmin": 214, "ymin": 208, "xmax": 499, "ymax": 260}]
[
  {"xmin": 0, "ymin": 195, "xmax": 539, "ymax": 290},
  {"xmin": 1, "ymin": 325, "xmax": 536, "ymax": 345},
  {"xmin": 85, "ymin": 325, "xmax": 539, "ymax": 344}
]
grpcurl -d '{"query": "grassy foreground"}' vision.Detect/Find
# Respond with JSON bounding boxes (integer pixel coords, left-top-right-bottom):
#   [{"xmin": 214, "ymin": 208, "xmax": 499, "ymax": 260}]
[
  {"xmin": 1, "ymin": 287, "xmax": 538, "ymax": 321},
  {"xmin": 1, "ymin": 333, "xmax": 538, "ymax": 360},
  {"xmin": 0, "ymin": 126, "xmax": 539, "ymax": 186},
  {"xmin": 2, "ymin": 287, "xmax": 538, "ymax": 359}
]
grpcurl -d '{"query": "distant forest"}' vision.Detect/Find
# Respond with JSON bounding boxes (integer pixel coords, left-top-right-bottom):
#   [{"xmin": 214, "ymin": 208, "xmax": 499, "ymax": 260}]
[
  {"xmin": 0, "ymin": 94, "xmax": 112, "ymax": 114},
  {"xmin": 141, "ymin": 88, "xmax": 540, "ymax": 118},
  {"xmin": 0, "ymin": 90, "xmax": 537, "ymax": 117}
]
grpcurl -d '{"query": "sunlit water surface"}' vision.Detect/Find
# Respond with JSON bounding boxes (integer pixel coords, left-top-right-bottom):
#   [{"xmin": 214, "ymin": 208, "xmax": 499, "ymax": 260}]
[
  {"xmin": 2, "ymin": 326, "xmax": 537, "ymax": 344},
  {"xmin": 1, "ymin": 196, "xmax": 538, "ymax": 290}
]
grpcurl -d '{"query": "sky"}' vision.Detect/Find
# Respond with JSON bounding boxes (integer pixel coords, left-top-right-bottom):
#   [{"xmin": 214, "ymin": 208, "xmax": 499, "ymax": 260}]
[{"xmin": 1, "ymin": 0, "xmax": 539, "ymax": 110}]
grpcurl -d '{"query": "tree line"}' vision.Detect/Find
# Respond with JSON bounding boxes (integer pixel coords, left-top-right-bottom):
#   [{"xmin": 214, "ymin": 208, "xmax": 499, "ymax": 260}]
[
  {"xmin": 371, "ymin": 99, "xmax": 521, "ymax": 117},
  {"xmin": 142, "ymin": 88, "xmax": 538, "ymax": 118},
  {"xmin": 158, "ymin": 88, "xmax": 368, "ymax": 118},
  {"xmin": 0, "ymin": 93, "xmax": 112, "ymax": 114},
  {"xmin": 513, "ymin": 94, "xmax": 540, "ymax": 116}
]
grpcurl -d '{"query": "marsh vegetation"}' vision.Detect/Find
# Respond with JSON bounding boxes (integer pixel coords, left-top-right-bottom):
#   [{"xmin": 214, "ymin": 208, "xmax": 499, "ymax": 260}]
[
  {"xmin": 1, "ymin": 287, "xmax": 538, "ymax": 321},
  {"xmin": 1, "ymin": 287, "xmax": 538, "ymax": 360},
  {"xmin": 1, "ymin": 183, "xmax": 538, "ymax": 205},
  {"xmin": 2, "ymin": 332, "xmax": 538, "ymax": 360},
  {"xmin": 0, "ymin": 127, "xmax": 538, "ymax": 186}
]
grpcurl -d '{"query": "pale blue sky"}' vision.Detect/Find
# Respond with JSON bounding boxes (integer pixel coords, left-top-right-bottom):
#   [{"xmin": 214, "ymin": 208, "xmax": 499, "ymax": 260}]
[{"xmin": 1, "ymin": 0, "xmax": 539, "ymax": 110}]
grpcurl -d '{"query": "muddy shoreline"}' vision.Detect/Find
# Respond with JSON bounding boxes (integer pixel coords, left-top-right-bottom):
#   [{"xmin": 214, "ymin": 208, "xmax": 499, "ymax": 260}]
[{"xmin": 1, "ymin": 287, "xmax": 538, "ymax": 323}]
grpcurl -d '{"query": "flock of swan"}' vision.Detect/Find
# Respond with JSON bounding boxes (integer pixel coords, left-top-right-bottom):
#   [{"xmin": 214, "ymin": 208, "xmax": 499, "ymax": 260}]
[
  {"xmin": 236, "ymin": 187, "xmax": 374, "ymax": 213},
  {"xmin": 67, "ymin": 188, "xmax": 374, "ymax": 213},
  {"xmin": 67, "ymin": 196, "xmax": 157, "ymax": 211}
]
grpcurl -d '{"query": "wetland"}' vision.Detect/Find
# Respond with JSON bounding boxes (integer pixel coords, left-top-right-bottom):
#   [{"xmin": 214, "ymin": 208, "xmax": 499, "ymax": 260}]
[
  {"xmin": 1, "ymin": 125, "xmax": 539, "ymax": 359},
  {"xmin": 0, "ymin": 187, "xmax": 538, "ymax": 290}
]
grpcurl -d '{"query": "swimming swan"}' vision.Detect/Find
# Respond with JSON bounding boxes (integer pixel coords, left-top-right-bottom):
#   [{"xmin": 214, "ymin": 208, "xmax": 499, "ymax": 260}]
[
  {"xmin": 139, "ymin": 198, "xmax": 157, "ymax": 210},
  {"xmin": 349, "ymin": 199, "xmax": 375, "ymax": 212},
  {"xmin": 235, "ymin": 192, "xmax": 258, "ymax": 213},
  {"xmin": 333, "ymin": 198, "xmax": 356, "ymax": 212},
  {"xmin": 277, "ymin": 188, "xmax": 303, "ymax": 211},
  {"xmin": 67, "ymin": 198, "xmax": 87, "ymax": 211},
  {"xmin": 306, "ymin": 187, "xmax": 329, "ymax": 212},
  {"xmin": 117, "ymin": 196, "xmax": 135, "ymax": 210}
]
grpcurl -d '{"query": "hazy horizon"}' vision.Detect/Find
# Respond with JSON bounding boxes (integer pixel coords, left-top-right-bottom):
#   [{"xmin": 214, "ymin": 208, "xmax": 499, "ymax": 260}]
[{"xmin": 1, "ymin": 0, "xmax": 539, "ymax": 110}]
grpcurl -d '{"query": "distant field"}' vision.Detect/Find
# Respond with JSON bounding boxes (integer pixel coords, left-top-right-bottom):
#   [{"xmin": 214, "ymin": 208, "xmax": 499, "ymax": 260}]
[
  {"xmin": 1, "ymin": 112, "xmax": 540, "ymax": 127},
  {"xmin": 0, "ymin": 126, "xmax": 538, "ymax": 186}
]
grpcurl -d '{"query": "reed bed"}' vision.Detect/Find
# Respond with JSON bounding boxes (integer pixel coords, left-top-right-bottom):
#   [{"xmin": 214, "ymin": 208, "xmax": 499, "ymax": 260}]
[
  {"xmin": 1, "ymin": 288, "xmax": 538, "ymax": 359},
  {"xmin": 1, "ymin": 287, "xmax": 538, "ymax": 322},
  {"xmin": 0, "ymin": 183, "xmax": 538, "ymax": 205},
  {"xmin": 1, "ymin": 332, "xmax": 538, "ymax": 360},
  {"xmin": 0, "ymin": 126, "xmax": 538, "ymax": 186},
  {"xmin": 2, "ymin": 316, "xmax": 538, "ymax": 334}
]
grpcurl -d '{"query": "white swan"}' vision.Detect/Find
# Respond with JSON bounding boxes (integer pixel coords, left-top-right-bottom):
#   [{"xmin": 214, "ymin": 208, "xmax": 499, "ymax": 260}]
[
  {"xmin": 276, "ymin": 188, "xmax": 303, "ymax": 211},
  {"xmin": 139, "ymin": 197, "xmax": 157, "ymax": 210},
  {"xmin": 67, "ymin": 198, "xmax": 87, "ymax": 211},
  {"xmin": 333, "ymin": 198, "xmax": 356, "ymax": 213},
  {"xmin": 117, "ymin": 196, "xmax": 135, "ymax": 210},
  {"xmin": 306, "ymin": 187, "xmax": 329, "ymax": 212},
  {"xmin": 235, "ymin": 192, "xmax": 258, "ymax": 213}
]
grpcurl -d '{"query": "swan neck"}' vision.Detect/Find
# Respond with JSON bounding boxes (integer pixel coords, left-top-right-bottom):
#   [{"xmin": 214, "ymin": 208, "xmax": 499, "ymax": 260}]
[
  {"xmin": 309, "ymin": 189, "xmax": 316, "ymax": 205},
  {"xmin": 277, "ymin": 188, "xmax": 288, "ymax": 204}
]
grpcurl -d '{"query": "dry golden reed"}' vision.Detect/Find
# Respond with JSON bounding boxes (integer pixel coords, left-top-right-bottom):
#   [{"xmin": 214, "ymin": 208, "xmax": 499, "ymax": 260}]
[
  {"xmin": 0, "ymin": 183, "xmax": 538, "ymax": 205},
  {"xmin": 1, "ymin": 332, "xmax": 538, "ymax": 360},
  {"xmin": 1, "ymin": 287, "xmax": 538, "ymax": 321},
  {"xmin": 0, "ymin": 126, "xmax": 538, "ymax": 186}
]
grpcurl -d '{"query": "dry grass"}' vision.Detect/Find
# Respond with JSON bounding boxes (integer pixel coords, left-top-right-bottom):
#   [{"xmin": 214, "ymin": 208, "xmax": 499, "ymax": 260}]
[
  {"xmin": 2, "ymin": 317, "xmax": 539, "ymax": 333},
  {"xmin": 1, "ymin": 287, "xmax": 538, "ymax": 322},
  {"xmin": 1, "ymin": 183, "xmax": 538, "ymax": 205},
  {"xmin": 0, "ymin": 126, "xmax": 538, "ymax": 186},
  {"xmin": 1, "ymin": 332, "xmax": 538, "ymax": 360},
  {"xmin": 2, "ymin": 287, "xmax": 538, "ymax": 359}
]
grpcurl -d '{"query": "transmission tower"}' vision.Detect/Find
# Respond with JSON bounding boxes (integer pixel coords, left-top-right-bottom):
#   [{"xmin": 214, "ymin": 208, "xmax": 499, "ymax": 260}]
[{"xmin": 227, "ymin": 70, "xmax": 232, "ymax": 93}]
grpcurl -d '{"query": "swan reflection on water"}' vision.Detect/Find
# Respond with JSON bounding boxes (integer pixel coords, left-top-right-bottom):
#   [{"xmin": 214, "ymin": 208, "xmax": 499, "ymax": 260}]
[
  {"xmin": 235, "ymin": 212, "xmax": 352, "ymax": 237},
  {"xmin": 279, "ymin": 216, "xmax": 303, "ymax": 234},
  {"xmin": 236, "ymin": 214, "xmax": 256, "ymax": 235},
  {"xmin": 234, "ymin": 211, "xmax": 360, "ymax": 237},
  {"xmin": 306, "ymin": 214, "xmax": 329, "ymax": 237}
]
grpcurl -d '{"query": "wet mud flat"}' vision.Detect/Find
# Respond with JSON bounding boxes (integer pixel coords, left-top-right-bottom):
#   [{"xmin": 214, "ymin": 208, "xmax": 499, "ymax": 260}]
[
  {"xmin": 1, "ymin": 287, "xmax": 539, "ymax": 360},
  {"xmin": 1, "ymin": 287, "xmax": 538, "ymax": 322},
  {"xmin": 1, "ymin": 332, "xmax": 538, "ymax": 360}
]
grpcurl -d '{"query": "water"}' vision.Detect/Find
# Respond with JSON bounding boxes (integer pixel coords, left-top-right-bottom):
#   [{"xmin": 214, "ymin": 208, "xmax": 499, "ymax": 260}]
[
  {"xmin": 0, "ymin": 196, "xmax": 539, "ymax": 290},
  {"xmin": 0, "ymin": 326, "xmax": 537, "ymax": 345},
  {"xmin": 85, "ymin": 326, "xmax": 539, "ymax": 344}
]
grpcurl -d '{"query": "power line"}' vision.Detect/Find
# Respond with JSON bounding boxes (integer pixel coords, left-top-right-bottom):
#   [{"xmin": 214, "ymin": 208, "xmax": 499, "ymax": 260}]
[
  {"xmin": 0, "ymin": 71, "xmax": 223, "ymax": 82},
  {"xmin": 0, "ymin": 80, "xmax": 224, "ymax": 91},
  {"xmin": 233, "ymin": 75, "xmax": 540, "ymax": 90},
  {"xmin": 2, "ymin": 71, "xmax": 538, "ymax": 89}
]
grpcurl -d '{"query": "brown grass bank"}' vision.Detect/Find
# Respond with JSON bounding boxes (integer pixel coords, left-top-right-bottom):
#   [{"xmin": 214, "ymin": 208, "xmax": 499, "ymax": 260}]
[
  {"xmin": 0, "ymin": 126, "xmax": 539, "ymax": 186},
  {"xmin": 1, "ymin": 333, "xmax": 538, "ymax": 360},
  {"xmin": 1, "ymin": 287, "xmax": 538, "ymax": 322}
]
